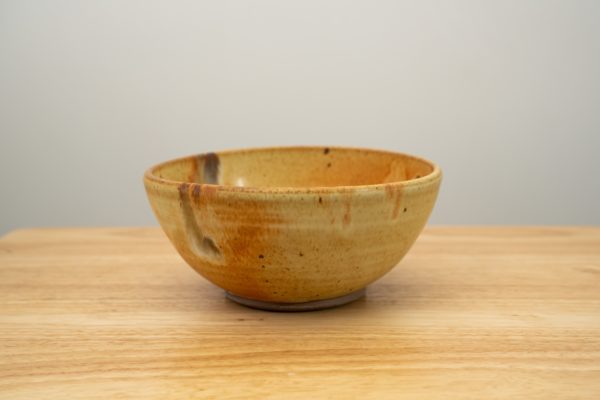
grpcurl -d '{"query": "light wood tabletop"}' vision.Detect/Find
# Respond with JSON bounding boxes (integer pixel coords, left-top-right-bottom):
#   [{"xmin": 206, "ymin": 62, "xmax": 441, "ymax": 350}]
[{"xmin": 1, "ymin": 227, "xmax": 599, "ymax": 399}]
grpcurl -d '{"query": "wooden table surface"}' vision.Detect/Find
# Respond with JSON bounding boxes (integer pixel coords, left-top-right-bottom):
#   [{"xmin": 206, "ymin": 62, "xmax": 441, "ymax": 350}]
[{"xmin": 1, "ymin": 227, "xmax": 599, "ymax": 399}]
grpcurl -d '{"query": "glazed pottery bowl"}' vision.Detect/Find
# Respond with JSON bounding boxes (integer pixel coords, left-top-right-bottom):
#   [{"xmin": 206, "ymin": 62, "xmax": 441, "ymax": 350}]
[{"xmin": 144, "ymin": 146, "xmax": 441, "ymax": 311}]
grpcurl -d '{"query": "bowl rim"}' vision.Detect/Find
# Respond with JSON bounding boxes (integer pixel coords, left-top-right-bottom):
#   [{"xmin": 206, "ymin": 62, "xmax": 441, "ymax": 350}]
[{"xmin": 144, "ymin": 145, "xmax": 442, "ymax": 194}]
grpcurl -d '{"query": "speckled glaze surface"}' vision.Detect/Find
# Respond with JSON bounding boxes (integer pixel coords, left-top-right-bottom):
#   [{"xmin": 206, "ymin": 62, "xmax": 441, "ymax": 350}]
[{"xmin": 144, "ymin": 146, "xmax": 441, "ymax": 309}]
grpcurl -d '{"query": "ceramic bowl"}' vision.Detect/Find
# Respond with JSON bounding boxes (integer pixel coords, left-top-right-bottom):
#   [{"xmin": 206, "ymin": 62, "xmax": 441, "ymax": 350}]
[{"xmin": 144, "ymin": 146, "xmax": 441, "ymax": 311}]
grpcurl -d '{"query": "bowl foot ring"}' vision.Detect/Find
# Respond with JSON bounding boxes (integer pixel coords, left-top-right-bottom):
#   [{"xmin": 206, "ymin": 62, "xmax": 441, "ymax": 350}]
[{"xmin": 225, "ymin": 288, "xmax": 366, "ymax": 312}]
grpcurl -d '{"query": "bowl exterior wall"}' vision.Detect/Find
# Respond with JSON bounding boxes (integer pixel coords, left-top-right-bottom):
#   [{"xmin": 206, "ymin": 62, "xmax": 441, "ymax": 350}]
[{"xmin": 145, "ymin": 175, "xmax": 440, "ymax": 303}]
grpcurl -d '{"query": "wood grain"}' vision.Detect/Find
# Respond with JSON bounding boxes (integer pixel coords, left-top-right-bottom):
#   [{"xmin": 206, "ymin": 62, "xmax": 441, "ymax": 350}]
[{"xmin": 0, "ymin": 227, "xmax": 599, "ymax": 399}]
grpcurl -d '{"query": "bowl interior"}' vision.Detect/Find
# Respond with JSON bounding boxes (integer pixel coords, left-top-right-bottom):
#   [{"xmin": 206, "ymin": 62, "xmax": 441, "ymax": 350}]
[{"xmin": 150, "ymin": 147, "xmax": 435, "ymax": 188}]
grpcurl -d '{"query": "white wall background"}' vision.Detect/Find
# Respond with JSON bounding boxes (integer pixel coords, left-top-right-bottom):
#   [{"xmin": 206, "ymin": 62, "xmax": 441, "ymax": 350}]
[{"xmin": 1, "ymin": 0, "xmax": 599, "ymax": 235}]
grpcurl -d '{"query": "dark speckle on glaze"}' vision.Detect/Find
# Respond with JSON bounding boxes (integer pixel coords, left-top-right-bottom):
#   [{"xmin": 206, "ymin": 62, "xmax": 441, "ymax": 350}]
[
  {"xmin": 192, "ymin": 184, "xmax": 201, "ymax": 197},
  {"xmin": 327, "ymin": 162, "xmax": 332, "ymax": 168},
  {"xmin": 202, "ymin": 152, "xmax": 220, "ymax": 184},
  {"xmin": 323, "ymin": 147, "xmax": 330, "ymax": 155},
  {"xmin": 342, "ymin": 194, "xmax": 352, "ymax": 227}
]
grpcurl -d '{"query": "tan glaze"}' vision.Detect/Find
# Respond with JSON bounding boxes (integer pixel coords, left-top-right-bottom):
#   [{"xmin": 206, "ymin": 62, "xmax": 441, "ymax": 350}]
[{"xmin": 144, "ymin": 146, "xmax": 442, "ymax": 306}]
